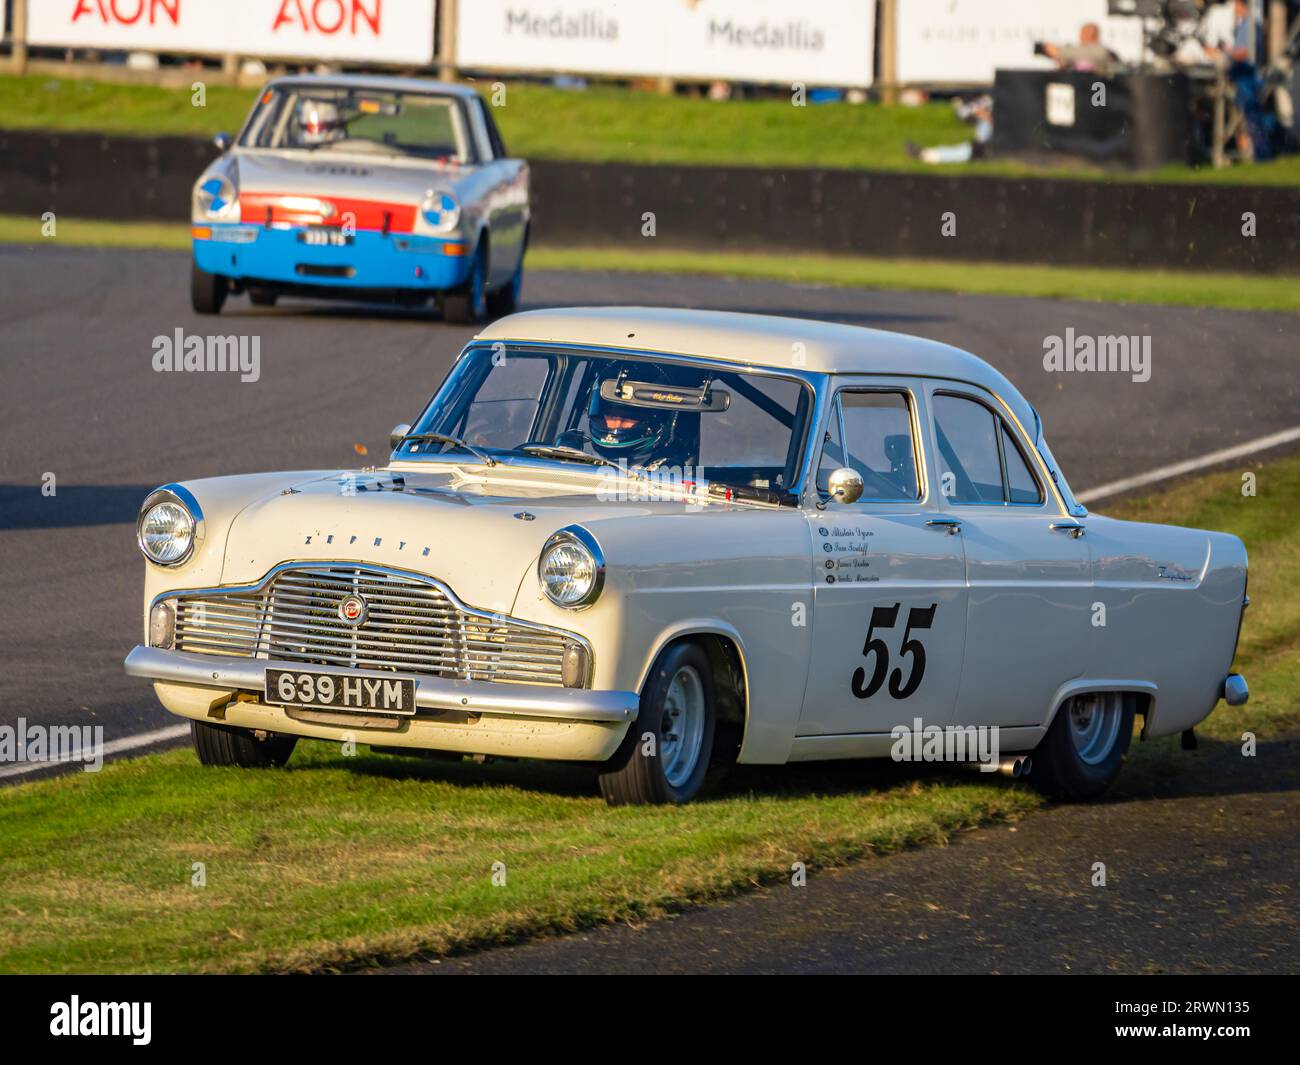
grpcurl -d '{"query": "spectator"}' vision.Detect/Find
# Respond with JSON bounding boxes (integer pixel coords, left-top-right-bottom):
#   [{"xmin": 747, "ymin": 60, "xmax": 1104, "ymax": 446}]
[
  {"xmin": 1042, "ymin": 23, "xmax": 1118, "ymax": 75},
  {"xmin": 905, "ymin": 95, "xmax": 993, "ymax": 165},
  {"xmin": 1208, "ymin": 0, "xmax": 1271, "ymax": 160}
]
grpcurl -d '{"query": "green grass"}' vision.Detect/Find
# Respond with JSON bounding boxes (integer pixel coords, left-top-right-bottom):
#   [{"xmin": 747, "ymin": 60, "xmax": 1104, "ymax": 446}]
[
  {"xmin": 1, "ymin": 456, "xmax": 1297, "ymax": 974},
  {"xmin": 4, "ymin": 73, "xmax": 1300, "ymax": 185},
  {"xmin": 2, "ymin": 213, "xmax": 1295, "ymax": 313}
]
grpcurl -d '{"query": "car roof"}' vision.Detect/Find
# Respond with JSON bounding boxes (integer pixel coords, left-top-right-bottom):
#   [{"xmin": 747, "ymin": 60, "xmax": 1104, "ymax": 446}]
[
  {"xmin": 477, "ymin": 307, "xmax": 1036, "ymax": 426},
  {"xmin": 264, "ymin": 74, "xmax": 479, "ymax": 99}
]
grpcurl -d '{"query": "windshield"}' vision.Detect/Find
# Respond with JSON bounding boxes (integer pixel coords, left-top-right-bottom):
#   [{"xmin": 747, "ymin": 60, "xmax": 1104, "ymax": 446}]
[
  {"xmin": 240, "ymin": 86, "xmax": 469, "ymax": 162},
  {"xmin": 399, "ymin": 346, "xmax": 814, "ymax": 500}
]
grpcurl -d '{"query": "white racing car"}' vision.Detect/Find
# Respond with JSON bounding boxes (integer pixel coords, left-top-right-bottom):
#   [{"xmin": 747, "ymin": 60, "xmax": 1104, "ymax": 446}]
[
  {"xmin": 125, "ymin": 308, "xmax": 1249, "ymax": 804},
  {"xmin": 190, "ymin": 74, "xmax": 529, "ymax": 323}
]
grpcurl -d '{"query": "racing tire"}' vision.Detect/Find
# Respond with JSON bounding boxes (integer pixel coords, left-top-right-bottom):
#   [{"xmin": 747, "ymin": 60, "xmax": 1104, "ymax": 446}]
[
  {"xmin": 1031, "ymin": 692, "xmax": 1135, "ymax": 802},
  {"xmin": 442, "ymin": 244, "xmax": 487, "ymax": 325},
  {"xmin": 248, "ymin": 287, "xmax": 278, "ymax": 307},
  {"xmin": 598, "ymin": 641, "xmax": 717, "ymax": 806},
  {"xmin": 190, "ymin": 261, "xmax": 227, "ymax": 315},
  {"xmin": 191, "ymin": 720, "xmax": 297, "ymax": 768},
  {"xmin": 485, "ymin": 258, "xmax": 523, "ymax": 319}
]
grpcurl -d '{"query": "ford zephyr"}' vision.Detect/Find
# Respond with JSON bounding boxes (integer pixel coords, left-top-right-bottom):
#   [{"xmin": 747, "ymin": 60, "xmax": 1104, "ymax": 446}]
[{"xmin": 125, "ymin": 307, "xmax": 1249, "ymax": 804}]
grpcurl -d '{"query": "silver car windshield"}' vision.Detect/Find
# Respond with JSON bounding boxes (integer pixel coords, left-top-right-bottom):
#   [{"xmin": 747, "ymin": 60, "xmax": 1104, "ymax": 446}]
[
  {"xmin": 240, "ymin": 87, "xmax": 469, "ymax": 163},
  {"xmin": 400, "ymin": 345, "xmax": 815, "ymax": 502}
]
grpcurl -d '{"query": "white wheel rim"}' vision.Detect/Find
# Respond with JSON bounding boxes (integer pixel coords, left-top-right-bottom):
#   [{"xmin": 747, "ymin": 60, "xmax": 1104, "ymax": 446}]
[
  {"xmin": 659, "ymin": 665, "xmax": 705, "ymax": 789},
  {"xmin": 1068, "ymin": 692, "xmax": 1124, "ymax": 766}
]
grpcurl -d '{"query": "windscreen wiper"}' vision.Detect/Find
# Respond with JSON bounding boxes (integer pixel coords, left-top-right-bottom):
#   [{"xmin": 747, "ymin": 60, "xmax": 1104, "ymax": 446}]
[
  {"xmin": 396, "ymin": 432, "xmax": 497, "ymax": 467},
  {"xmin": 515, "ymin": 444, "xmax": 620, "ymax": 469}
]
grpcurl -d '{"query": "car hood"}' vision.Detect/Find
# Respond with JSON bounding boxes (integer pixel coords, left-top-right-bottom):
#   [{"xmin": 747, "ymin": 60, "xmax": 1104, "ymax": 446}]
[
  {"xmin": 218, "ymin": 467, "xmax": 668, "ymax": 613},
  {"xmin": 231, "ymin": 148, "xmax": 474, "ymax": 203}
]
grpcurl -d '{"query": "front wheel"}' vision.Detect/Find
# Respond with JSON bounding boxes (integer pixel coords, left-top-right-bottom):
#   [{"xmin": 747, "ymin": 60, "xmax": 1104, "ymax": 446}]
[
  {"xmin": 1031, "ymin": 692, "xmax": 1134, "ymax": 801},
  {"xmin": 598, "ymin": 642, "xmax": 716, "ymax": 805},
  {"xmin": 191, "ymin": 721, "xmax": 297, "ymax": 768},
  {"xmin": 442, "ymin": 244, "xmax": 486, "ymax": 325},
  {"xmin": 485, "ymin": 257, "xmax": 523, "ymax": 318},
  {"xmin": 190, "ymin": 261, "xmax": 227, "ymax": 315}
]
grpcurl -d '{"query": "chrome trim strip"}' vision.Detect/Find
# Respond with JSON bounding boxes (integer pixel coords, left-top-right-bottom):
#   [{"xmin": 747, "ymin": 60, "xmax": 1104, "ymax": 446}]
[{"xmin": 124, "ymin": 646, "xmax": 636, "ymax": 723}]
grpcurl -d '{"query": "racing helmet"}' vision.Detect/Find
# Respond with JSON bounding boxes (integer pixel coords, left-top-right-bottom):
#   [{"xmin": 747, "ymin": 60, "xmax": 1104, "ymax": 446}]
[
  {"xmin": 297, "ymin": 99, "xmax": 342, "ymax": 145},
  {"xmin": 588, "ymin": 367, "xmax": 678, "ymax": 466}
]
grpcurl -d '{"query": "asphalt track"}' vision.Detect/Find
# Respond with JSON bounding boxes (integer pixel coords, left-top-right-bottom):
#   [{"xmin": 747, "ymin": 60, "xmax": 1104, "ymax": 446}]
[{"xmin": 0, "ymin": 245, "xmax": 1297, "ymax": 973}]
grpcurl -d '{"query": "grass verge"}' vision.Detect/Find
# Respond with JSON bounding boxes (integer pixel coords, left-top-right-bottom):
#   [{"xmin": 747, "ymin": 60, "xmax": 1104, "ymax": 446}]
[
  {"xmin": 1, "ymin": 214, "xmax": 1295, "ymax": 313},
  {"xmin": 4, "ymin": 73, "xmax": 1299, "ymax": 186},
  {"xmin": 0, "ymin": 456, "xmax": 1297, "ymax": 973}
]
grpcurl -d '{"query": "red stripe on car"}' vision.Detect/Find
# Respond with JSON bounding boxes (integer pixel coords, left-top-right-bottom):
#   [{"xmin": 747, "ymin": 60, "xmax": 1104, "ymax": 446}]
[{"xmin": 239, "ymin": 192, "xmax": 416, "ymax": 233}]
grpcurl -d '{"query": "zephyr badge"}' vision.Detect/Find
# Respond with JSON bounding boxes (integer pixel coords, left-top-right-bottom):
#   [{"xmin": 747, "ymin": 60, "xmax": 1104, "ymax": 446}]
[{"xmin": 338, "ymin": 594, "xmax": 369, "ymax": 626}]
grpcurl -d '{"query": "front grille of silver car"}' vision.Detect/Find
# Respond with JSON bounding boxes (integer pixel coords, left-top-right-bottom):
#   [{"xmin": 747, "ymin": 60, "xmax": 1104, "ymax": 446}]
[{"xmin": 169, "ymin": 564, "xmax": 570, "ymax": 686}]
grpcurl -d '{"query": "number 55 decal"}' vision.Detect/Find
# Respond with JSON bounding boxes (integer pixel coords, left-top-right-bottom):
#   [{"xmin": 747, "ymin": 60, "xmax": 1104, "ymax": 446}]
[{"xmin": 851, "ymin": 603, "xmax": 938, "ymax": 700}]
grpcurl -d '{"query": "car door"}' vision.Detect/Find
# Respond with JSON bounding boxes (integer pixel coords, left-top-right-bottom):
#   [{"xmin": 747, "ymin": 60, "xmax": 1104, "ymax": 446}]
[
  {"xmin": 798, "ymin": 382, "xmax": 968, "ymax": 737},
  {"xmin": 927, "ymin": 386, "xmax": 1091, "ymax": 729}
]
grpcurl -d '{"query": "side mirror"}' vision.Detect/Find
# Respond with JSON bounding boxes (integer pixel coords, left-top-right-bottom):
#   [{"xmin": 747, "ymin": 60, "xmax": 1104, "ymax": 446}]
[
  {"xmin": 213, "ymin": 132, "xmax": 232, "ymax": 152},
  {"xmin": 823, "ymin": 468, "xmax": 864, "ymax": 507},
  {"xmin": 389, "ymin": 423, "xmax": 412, "ymax": 451}
]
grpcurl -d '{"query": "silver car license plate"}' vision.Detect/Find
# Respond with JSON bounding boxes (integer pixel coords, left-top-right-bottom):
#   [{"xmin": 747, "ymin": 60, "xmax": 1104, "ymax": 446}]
[
  {"xmin": 297, "ymin": 228, "xmax": 351, "ymax": 247},
  {"xmin": 265, "ymin": 668, "xmax": 416, "ymax": 715}
]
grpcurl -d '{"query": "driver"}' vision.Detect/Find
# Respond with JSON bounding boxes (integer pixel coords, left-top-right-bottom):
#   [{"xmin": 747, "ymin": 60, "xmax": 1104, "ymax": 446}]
[
  {"xmin": 295, "ymin": 99, "xmax": 344, "ymax": 147},
  {"xmin": 587, "ymin": 371, "xmax": 696, "ymax": 470}
]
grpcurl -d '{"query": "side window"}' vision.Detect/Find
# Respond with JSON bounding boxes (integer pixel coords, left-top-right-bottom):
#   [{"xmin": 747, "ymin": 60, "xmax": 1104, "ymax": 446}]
[
  {"xmin": 1001, "ymin": 424, "xmax": 1044, "ymax": 504},
  {"xmin": 480, "ymin": 98, "xmax": 509, "ymax": 158},
  {"xmin": 817, "ymin": 390, "xmax": 918, "ymax": 501},
  {"xmin": 933, "ymin": 394, "xmax": 1003, "ymax": 503},
  {"xmin": 464, "ymin": 98, "xmax": 495, "ymax": 162}
]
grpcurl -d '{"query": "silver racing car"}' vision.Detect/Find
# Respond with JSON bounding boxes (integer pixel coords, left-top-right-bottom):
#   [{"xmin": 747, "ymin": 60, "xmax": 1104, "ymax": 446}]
[{"xmin": 190, "ymin": 74, "xmax": 529, "ymax": 323}]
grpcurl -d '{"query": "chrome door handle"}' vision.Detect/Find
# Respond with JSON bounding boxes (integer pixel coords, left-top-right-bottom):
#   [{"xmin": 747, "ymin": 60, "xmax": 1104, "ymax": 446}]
[
  {"xmin": 925, "ymin": 518, "xmax": 962, "ymax": 535},
  {"xmin": 1050, "ymin": 521, "xmax": 1086, "ymax": 538}
]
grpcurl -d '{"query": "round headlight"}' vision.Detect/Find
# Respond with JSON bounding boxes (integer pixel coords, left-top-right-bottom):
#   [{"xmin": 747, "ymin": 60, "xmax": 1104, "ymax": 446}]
[
  {"xmin": 137, "ymin": 487, "xmax": 202, "ymax": 567},
  {"xmin": 420, "ymin": 190, "xmax": 461, "ymax": 234},
  {"xmin": 194, "ymin": 174, "xmax": 238, "ymax": 221},
  {"xmin": 538, "ymin": 527, "xmax": 605, "ymax": 608}
]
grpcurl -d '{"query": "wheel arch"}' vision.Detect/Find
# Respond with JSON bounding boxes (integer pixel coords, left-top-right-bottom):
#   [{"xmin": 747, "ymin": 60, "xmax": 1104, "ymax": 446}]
[
  {"xmin": 635, "ymin": 622, "xmax": 750, "ymax": 763},
  {"xmin": 1046, "ymin": 679, "xmax": 1157, "ymax": 733}
]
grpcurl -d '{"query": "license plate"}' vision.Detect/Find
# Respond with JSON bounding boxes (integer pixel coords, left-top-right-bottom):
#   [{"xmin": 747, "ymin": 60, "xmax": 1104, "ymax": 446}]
[
  {"xmin": 265, "ymin": 668, "xmax": 416, "ymax": 715},
  {"xmin": 296, "ymin": 228, "xmax": 351, "ymax": 247}
]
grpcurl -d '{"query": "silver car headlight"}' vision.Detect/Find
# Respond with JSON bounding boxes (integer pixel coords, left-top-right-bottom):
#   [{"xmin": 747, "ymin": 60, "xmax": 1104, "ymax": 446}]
[
  {"xmin": 538, "ymin": 526, "xmax": 605, "ymax": 609},
  {"xmin": 194, "ymin": 174, "xmax": 239, "ymax": 222},
  {"xmin": 137, "ymin": 486, "xmax": 203, "ymax": 567},
  {"xmin": 419, "ymin": 189, "xmax": 461, "ymax": 234}
]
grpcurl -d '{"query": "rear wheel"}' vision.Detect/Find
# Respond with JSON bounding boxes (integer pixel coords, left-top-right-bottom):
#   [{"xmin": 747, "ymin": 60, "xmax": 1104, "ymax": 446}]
[
  {"xmin": 1031, "ymin": 692, "xmax": 1134, "ymax": 801},
  {"xmin": 248, "ymin": 287, "xmax": 278, "ymax": 307},
  {"xmin": 191, "ymin": 721, "xmax": 296, "ymax": 768},
  {"xmin": 190, "ymin": 261, "xmax": 227, "ymax": 315},
  {"xmin": 598, "ymin": 642, "xmax": 716, "ymax": 805},
  {"xmin": 442, "ymin": 243, "xmax": 487, "ymax": 325}
]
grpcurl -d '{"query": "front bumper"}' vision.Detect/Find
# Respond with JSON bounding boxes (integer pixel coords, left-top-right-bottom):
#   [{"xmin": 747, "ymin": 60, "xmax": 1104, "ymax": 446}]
[
  {"xmin": 192, "ymin": 223, "xmax": 472, "ymax": 291},
  {"xmin": 125, "ymin": 646, "xmax": 636, "ymax": 724}
]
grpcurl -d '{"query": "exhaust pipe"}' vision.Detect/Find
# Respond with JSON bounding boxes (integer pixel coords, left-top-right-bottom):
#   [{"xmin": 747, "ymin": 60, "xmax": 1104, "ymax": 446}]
[
  {"xmin": 961, "ymin": 754, "xmax": 1032, "ymax": 778},
  {"xmin": 997, "ymin": 754, "xmax": 1032, "ymax": 778}
]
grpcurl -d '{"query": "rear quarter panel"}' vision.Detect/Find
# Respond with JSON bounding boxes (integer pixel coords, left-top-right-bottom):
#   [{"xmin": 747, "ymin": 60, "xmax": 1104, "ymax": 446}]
[{"xmin": 1086, "ymin": 514, "xmax": 1247, "ymax": 737}]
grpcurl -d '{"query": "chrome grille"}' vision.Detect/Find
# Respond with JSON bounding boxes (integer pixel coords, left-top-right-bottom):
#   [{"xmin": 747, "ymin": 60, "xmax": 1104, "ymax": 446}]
[{"xmin": 170, "ymin": 564, "xmax": 570, "ymax": 685}]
